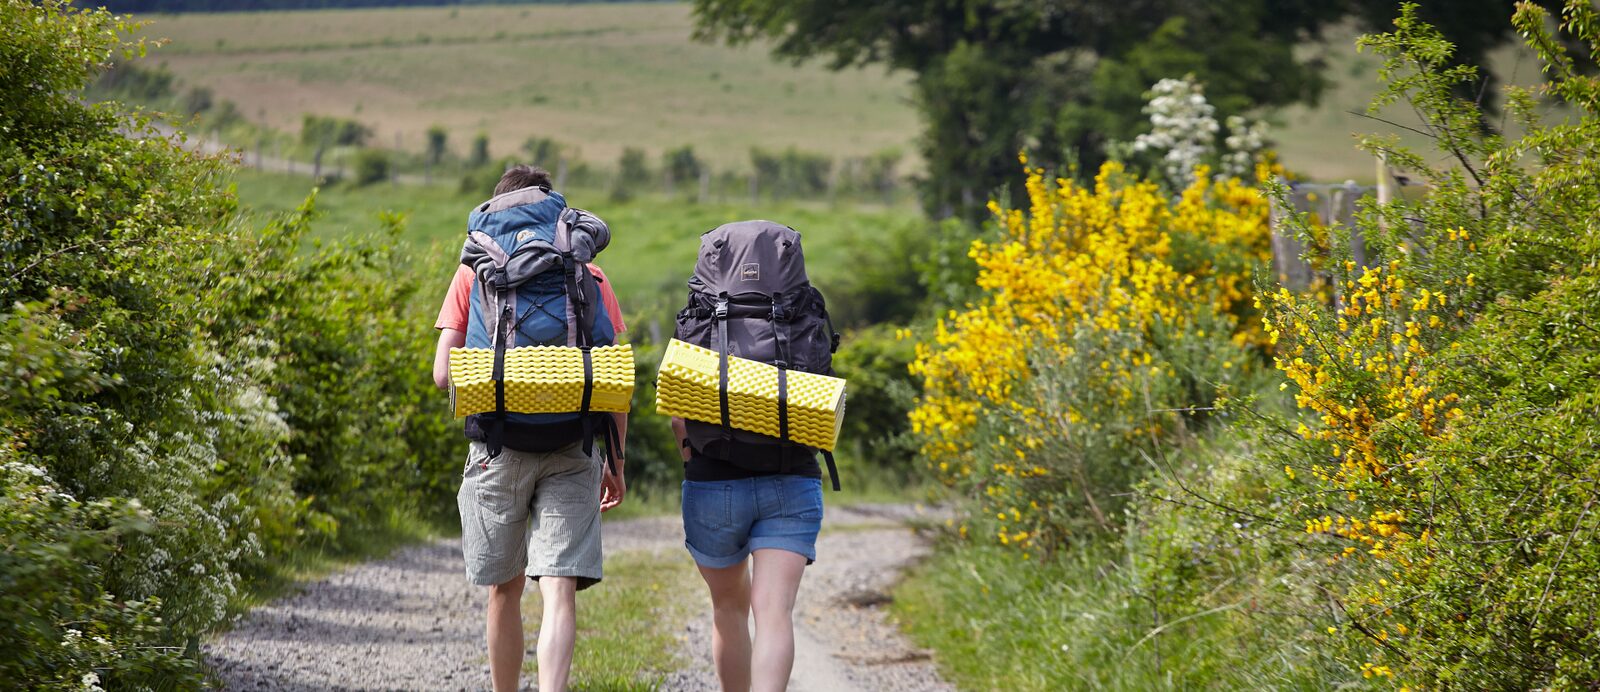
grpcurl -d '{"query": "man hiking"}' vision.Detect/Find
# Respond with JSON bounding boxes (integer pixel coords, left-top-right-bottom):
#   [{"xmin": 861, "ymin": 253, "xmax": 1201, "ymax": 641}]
[{"xmin": 431, "ymin": 164, "xmax": 629, "ymax": 692}]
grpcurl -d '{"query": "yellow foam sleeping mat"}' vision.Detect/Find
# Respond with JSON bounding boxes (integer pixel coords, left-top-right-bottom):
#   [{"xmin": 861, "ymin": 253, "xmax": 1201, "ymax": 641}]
[
  {"xmin": 449, "ymin": 344, "xmax": 635, "ymax": 418},
  {"xmin": 654, "ymin": 338, "xmax": 846, "ymax": 451}
]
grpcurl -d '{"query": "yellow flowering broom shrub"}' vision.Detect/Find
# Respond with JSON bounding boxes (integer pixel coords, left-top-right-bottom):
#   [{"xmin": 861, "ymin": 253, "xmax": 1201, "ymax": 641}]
[
  {"xmin": 1256, "ymin": 3, "xmax": 1600, "ymax": 685},
  {"xmin": 909, "ymin": 157, "xmax": 1273, "ymax": 551}
]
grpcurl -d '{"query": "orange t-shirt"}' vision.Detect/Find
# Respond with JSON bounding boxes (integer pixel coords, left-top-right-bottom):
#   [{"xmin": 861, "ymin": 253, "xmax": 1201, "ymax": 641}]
[{"xmin": 435, "ymin": 264, "xmax": 627, "ymax": 336}]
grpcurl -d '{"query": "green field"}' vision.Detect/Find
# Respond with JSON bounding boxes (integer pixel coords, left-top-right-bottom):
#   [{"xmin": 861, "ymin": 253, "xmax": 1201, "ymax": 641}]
[
  {"xmin": 135, "ymin": 3, "xmax": 1565, "ymax": 183},
  {"xmin": 134, "ymin": 3, "xmax": 917, "ymax": 169},
  {"xmin": 231, "ymin": 169, "xmax": 919, "ymax": 325},
  {"xmin": 1271, "ymin": 22, "xmax": 1559, "ymax": 181}
]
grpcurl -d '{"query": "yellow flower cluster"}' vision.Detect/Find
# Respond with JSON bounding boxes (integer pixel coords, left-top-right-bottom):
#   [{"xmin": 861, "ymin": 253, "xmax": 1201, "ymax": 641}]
[
  {"xmin": 1270, "ymin": 262, "xmax": 1462, "ymax": 486},
  {"xmin": 909, "ymin": 157, "xmax": 1271, "ymax": 546},
  {"xmin": 1270, "ymin": 249, "xmax": 1476, "ymax": 680},
  {"xmin": 1304, "ymin": 509, "xmax": 1410, "ymax": 558}
]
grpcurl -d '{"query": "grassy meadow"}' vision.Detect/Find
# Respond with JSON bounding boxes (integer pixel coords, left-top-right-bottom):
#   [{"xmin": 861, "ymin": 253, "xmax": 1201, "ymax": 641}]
[
  {"xmin": 229, "ymin": 169, "xmax": 919, "ymax": 323},
  {"xmin": 134, "ymin": 3, "xmax": 1565, "ymax": 183},
  {"xmin": 134, "ymin": 3, "xmax": 917, "ymax": 169}
]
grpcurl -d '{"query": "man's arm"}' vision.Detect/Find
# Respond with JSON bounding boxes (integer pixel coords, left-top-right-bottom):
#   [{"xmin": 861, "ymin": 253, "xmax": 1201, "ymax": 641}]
[
  {"xmin": 433, "ymin": 328, "xmax": 465, "ymax": 390},
  {"xmin": 600, "ymin": 412, "xmax": 628, "ymax": 512}
]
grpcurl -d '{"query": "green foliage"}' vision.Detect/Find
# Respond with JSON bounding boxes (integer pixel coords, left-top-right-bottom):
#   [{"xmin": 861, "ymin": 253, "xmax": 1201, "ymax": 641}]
[
  {"xmin": 425, "ymin": 125, "xmax": 448, "ymax": 166},
  {"xmin": 352, "ymin": 148, "xmax": 392, "ymax": 186},
  {"xmin": 1243, "ymin": 3, "xmax": 1600, "ymax": 685},
  {"xmin": 610, "ymin": 146, "xmax": 651, "ymax": 203},
  {"xmin": 617, "ymin": 336, "xmax": 681, "ymax": 498},
  {"xmin": 90, "ymin": 61, "xmax": 175, "ymax": 104},
  {"xmin": 0, "ymin": 1, "xmax": 455, "ymax": 681},
  {"xmin": 0, "ymin": 461, "xmax": 204, "ymax": 689},
  {"xmin": 521, "ymin": 135, "xmax": 564, "ymax": 169},
  {"xmin": 749, "ymin": 146, "xmax": 831, "ymax": 199},
  {"xmin": 830, "ymin": 324, "xmax": 918, "ymax": 474},
  {"xmin": 693, "ymin": 0, "xmax": 1576, "ymax": 217},
  {"xmin": 662, "ymin": 144, "xmax": 703, "ymax": 195},
  {"xmin": 830, "ymin": 218, "xmax": 937, "ymax": 328},
  {"xmin": 468, "ymin": 131, "xmax": 490, "ymax": 168},
  {"xmin": 299, "ymin": 114, "xmax": 370, "ymax": 150},
  {"xmin": 896, "ymin": 527, "xmax": 1340, "ymax": 690}
]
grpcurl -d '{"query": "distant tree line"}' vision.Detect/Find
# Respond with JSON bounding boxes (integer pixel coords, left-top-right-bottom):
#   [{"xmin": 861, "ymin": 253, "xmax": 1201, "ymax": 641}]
[
  {"xmin": 103, "ymin": 0, "xmax": 668, "ymax": 13},
  {"xmin": 692, "ymin": 0, "xmax": 1592, "ymax": 219}
]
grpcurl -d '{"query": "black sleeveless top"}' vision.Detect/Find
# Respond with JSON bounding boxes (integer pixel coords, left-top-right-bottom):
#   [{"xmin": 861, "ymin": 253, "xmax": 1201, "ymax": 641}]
[{"xmin": 683, "ymin": 452, "xmax": 822, "ymax": 481}]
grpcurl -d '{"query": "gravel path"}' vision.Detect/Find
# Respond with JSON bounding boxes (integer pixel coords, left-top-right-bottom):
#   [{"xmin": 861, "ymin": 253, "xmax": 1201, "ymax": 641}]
[{"xmin": 205, "ymin": 504, "xmax": 950, "ymax": 691}]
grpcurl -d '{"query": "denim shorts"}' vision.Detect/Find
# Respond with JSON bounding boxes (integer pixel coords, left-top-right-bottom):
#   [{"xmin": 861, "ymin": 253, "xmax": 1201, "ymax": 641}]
[{"xmin": 681, "ymin": 475, "xmax": 824, "ymax": 568}]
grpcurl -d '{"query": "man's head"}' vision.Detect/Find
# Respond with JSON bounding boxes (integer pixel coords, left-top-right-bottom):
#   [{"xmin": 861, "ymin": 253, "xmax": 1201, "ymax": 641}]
[{"xmin": 494, "ymin": 164, "xmax": 553, "ymax": 196}]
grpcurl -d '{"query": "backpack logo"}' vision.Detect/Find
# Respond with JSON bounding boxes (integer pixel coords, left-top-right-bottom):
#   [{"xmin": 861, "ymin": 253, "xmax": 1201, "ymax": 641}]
[
  {"xmin": 740, "ymin": 263, "xmax": 761, "ymax": 282},
  {"xmin": 516, "ymin": 229, "xmax": 536, "ymax": 244}
]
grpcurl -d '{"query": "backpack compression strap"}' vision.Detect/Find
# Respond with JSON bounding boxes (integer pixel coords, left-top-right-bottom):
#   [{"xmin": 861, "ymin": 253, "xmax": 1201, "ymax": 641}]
[
  {"xmin": 488, "ymin": 293, "xmax": 512, "ymax": 457},
  {"xmin": 713, "ymin": 295, "xmax": 733, "ymax": 441},
  {"xmin": 771, "ymin": 294, "xmax": 793, "ymax": 474},
  {"xmin": 822, "ymin": 451, "xmax": 840, "ymax": 491}
]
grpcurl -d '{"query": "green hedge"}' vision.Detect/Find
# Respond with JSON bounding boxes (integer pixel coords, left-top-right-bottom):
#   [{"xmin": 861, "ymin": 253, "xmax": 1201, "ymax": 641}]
[{"xmin": 1, "ymin": 1, "xmax": 455, "ymax": 683}]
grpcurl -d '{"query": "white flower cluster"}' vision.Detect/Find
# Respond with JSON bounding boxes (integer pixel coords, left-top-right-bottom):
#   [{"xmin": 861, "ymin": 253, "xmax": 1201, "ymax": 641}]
[
  {"xmin": 1221, "ymin": 114, "xmax": 1268, "ymax": 180},
  {"xmin": 1132, "ymin": 76, "xmax": 1219, "ymax": 184},
  {"xmin": 1131, "ymin": 75, "xmax": 1266, "ymax": 186}
]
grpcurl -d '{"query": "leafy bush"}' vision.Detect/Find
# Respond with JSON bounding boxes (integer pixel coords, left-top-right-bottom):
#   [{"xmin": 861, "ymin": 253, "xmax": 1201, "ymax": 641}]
[
  {"xmin": 351, "ymin": 148, "xmax": 392, "ymax": 186},
  {"xmin": 1, "ymin": 1, "xmax": 456, "ymax": 682},
  {"xmin": 830, "ymin": 324, "xmax": 919, "ymax": 475},
  {"xmin": 0, "ymin": 459, "xmax": 204, "ymax": 689},
  {"xmin": 1252, "ymin": 3, "xmax": 1600, "ymax": 685},
  {"xmin": 908, "ymin": 157, "xmax": 1272, "ymax": 551}
]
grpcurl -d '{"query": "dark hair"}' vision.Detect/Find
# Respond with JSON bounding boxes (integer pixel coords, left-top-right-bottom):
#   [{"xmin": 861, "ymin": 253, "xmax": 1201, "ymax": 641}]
[{"xmin": 494, "ymin": 164, "xmax": 552, "ymax": 195}]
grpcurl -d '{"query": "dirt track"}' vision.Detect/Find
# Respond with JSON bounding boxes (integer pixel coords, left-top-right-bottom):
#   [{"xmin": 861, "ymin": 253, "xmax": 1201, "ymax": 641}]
[{"xmin": 204, "ymin": 504, "xmax": 951, "ymax": 691}]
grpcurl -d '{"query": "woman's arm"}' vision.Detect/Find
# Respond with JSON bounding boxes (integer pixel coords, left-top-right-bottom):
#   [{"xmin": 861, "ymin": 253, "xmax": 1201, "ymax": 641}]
[{"xmin": 433, "ymin": 328, "xmax": 465, "ymax": 390}]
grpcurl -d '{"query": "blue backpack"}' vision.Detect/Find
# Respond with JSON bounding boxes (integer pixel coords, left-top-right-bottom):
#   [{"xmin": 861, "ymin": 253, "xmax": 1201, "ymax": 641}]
[{"xmin": 458, "ymin": 185, "xmax": 618, "ymax": 460}]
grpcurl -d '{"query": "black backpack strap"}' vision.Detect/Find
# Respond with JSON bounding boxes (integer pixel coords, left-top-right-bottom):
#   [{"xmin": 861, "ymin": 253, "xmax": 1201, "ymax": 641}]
[
  {"xmin": 486, "ymin": 293, "xmax": 512, "ymax": 458},
  {"xmin": 822, "ymin": 450, "xmax": 840, "ymax": 491},
  {"xmin": 714, "ymin": 294, "xmax": 733, "ymax": 441},
  {"xmin": 775, "ymin": 366, "xmax": 792, "ymax": 473},
  {"xmin": 578, "ymin": 346, "xmax": 596, "ymax": 457},
  {"xmin": 771, "ymin": 293, "xmax": 793, "ymax": 473},
  {"xmin": 602, "ymin": 412, "xmax": 620, "ymax": 475}
]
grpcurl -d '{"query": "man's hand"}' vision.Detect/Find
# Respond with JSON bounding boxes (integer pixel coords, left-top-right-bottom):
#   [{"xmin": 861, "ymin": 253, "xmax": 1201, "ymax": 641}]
[{"xmin": 600, "ymin": 459, "xmax": 626, "ymax": 512}]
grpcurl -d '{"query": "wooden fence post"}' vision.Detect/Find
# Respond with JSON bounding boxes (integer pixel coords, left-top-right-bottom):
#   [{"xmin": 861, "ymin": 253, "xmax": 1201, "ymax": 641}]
[{"xmin": 1269, "ymin": 181, "xmax": 1317, "ymax": 293}]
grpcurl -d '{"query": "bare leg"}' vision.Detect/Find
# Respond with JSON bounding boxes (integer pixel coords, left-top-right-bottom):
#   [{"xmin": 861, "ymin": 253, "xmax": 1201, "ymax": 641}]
[
  {"xmin": 536, "ymin": 576, "xmax": 578, "ymax": 692},
  {"xmin": 749, "ymin": 549, "xmax": 807, "ymax": 692},
  {"xmin": 699, "ymin": 559, "xmax": 753, "ymax": 692},
  {"xmin": 486, "ymin": 576, "xmax": 526, "ymax": 692}
]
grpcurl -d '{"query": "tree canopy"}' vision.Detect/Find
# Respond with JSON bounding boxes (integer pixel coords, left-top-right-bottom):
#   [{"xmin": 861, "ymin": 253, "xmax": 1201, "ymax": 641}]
[{"xmin": 693, "ymin": 0, "xmax": 1572, "ymax": 217}]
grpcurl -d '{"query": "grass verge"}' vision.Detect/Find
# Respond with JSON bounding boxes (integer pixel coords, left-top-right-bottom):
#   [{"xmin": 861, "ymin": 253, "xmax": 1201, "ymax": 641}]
[
  {"xmin": 524, "ymin": 549, "xmax": 702, "ymax": 691},
  {"xmin": 893, "ymin": 539, "xmax": 1337, "ymax": 691}
]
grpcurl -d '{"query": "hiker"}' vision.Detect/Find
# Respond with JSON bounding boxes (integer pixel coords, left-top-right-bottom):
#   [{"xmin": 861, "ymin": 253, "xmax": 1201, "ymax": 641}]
[
  {"xmin": 669, "ymin": 220, "xmax": 841, "ymax": 692},
  {"xmin": 431, "ymin": 164, "xmax": 628, "ymax": 692}
]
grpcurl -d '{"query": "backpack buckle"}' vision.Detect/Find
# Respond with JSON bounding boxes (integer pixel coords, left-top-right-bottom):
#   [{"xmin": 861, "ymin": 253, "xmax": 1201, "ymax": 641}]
[{"xmin": 714, "ymin": 300, "xmax": 729, "ymax": 319}]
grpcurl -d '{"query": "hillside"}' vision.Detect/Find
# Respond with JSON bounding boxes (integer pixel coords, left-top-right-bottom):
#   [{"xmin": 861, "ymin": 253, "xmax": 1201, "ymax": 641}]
[
  {"xmin": 131, "ymin": 3, "xmax": 918, "ymax": 169},
  {"xmin": 129, "ymin": 4, "xmax": 1561, "ymax": 183}
]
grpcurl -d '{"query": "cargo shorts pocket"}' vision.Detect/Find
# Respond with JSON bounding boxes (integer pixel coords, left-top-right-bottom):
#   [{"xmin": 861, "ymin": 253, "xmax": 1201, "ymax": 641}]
[{"xmin": 469, "ymin": 452, "xmax": 525, "ymax": 524}]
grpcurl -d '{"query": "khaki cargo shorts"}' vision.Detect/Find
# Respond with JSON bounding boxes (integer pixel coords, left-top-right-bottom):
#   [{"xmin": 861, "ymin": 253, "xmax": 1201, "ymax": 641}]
[{"xmin": 457, "ymin": 440, "xmax": 604, "ymax": 589}]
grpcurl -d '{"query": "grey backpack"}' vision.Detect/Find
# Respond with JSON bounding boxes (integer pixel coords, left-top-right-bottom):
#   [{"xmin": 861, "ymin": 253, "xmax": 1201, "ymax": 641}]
[{"xmin": 673, "ymin": 220, "xmax": 842, "ymax": 490}]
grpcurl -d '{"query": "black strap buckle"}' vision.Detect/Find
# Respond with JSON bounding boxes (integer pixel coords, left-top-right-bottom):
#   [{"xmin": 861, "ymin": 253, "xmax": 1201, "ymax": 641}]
[{"xmin": 714, "ymin": 300, "xmax": 729, "ymax": 319}]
